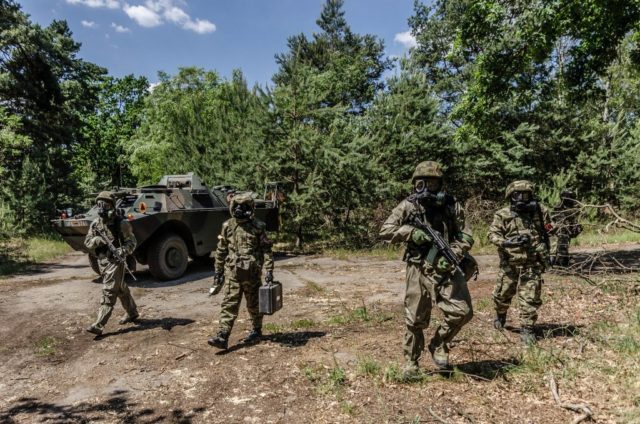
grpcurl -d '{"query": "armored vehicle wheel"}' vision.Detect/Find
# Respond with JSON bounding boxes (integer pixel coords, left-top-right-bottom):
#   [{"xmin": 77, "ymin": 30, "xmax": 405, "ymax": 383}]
[
  {"xmin": 148, "ymin": 233, "xmax": 188, "ymax": 280},
  {"xmin": 88, "ymin": 255, "xmax": 100, "ymax": 275}
]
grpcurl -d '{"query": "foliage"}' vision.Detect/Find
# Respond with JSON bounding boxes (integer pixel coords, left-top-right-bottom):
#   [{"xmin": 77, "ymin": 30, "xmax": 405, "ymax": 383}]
[{"xmin": 126, "ymin": 67, "xmax": 270, "ymax": 190}]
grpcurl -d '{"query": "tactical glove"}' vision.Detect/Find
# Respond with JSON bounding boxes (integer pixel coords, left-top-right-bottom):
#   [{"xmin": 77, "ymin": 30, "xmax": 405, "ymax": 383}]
[
  {"xmin": 435, "ymin": 256, "xmax": 453, "ymax": 274},
  {"xmin": 115, "ymin": 247, "xmax": 127, "ymax": 258},
  {"xmin": 209, "ymin": 271, "xmax": 225, "ymax": 296},
  {"xmin": 213, "ymin": 270, "xmax": 225, "ymax": 285},
  {"xmin": 411, "ymin": 229, "xmax": 432, "ymax": 246},
  {"xmin": 265, "ymin": 270, "xmax": 274, "ymax": 284},
  {"xmin": 501, "ymin": 234, "xmax": 530, "ymax": 248}
]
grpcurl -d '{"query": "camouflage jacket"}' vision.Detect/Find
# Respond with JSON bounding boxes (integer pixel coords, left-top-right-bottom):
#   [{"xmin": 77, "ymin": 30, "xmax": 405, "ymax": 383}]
[
  {"xmin": 214, "ymin": 217, "xmax": 274, "ymax": 279},
  {"xmin": 84, "ymin": 217, "xmax": 137, "ymax": 260},
  {"xmin": 488, "ymin": 204, "xmax": 551, "ymax": 266},
  {"xmin": 379, "ymin": 197, "xmax": 473, "ymax": 265}
]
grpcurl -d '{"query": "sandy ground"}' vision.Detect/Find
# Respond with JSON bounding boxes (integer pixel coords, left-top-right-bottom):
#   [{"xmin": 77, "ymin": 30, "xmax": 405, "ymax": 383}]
[{"xmin": 0, "ymin": 245, "xmax": 638, "ymax": 423}]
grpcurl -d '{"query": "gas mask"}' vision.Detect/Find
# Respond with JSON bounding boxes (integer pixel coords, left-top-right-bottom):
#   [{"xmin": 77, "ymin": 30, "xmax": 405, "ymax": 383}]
[
  {"xmin": 97, "ymin": 200, "xmax": 115, "ymax": 220},
  {"xmin": 510, "ymin": 191, "xmax": 537, "ymax": 213},
  {"xmin": 414, "ymin": 177, "xmax": 446, "ymax": 207},
  {"xmin": 232, "ymin": 203, "xmax": 253, "ymax": 221}
]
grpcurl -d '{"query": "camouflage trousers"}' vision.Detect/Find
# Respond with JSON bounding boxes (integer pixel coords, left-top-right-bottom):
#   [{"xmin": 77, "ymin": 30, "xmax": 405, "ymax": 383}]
[
  {"xmin": 493, "ymin": 264, "xmax": 543, "ymax": 327},
  {"xmin": 218, "ymin": 277, "xmax": 262, "ymax": 333},
  {"xmin": 93, "ymin": 258, "xmax": 138, "ymax": 330},
  {"xmin": 551, "ymin": 234, "xmax": 571, "ymax": 266},
  {"xmin": 404, "ymin": 262, "xmax": 473, "ymax": 363}
]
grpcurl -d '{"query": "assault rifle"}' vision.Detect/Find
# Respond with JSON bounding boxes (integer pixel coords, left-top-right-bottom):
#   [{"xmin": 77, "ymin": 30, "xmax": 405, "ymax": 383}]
[
  {"xmin": 94, "ymin": 225, "xmax": 137, "ymax": 281},
  {"xmin": 408, "ymin": 198, "xmax": 464, "ymax": 276}
]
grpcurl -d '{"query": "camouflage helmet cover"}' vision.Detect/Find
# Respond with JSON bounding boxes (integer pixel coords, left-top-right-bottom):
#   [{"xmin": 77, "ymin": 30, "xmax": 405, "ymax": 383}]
[
  {"xmin": 228, "ymin": 192, "xmax": 255, "ymax": 213},
  {"xmin": 505, "ymin": 180, "xmax": 535, "ymax": 199},
  {"xmin": 412, "ymin": 161, "xmax": 444, "ymax": 182},
  {"xmin": 95, "ymin": 191, "xmax": 115, "ymax": 205}
]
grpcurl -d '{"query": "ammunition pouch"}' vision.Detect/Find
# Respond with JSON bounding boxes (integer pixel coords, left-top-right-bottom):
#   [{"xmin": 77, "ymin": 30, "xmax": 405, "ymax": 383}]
[{"xmin": 460, "ymin": 252, "xmax": 479, "ymax": 282}]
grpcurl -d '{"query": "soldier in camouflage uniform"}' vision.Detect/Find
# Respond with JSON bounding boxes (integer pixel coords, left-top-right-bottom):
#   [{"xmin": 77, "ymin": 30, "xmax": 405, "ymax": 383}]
[
  {"xmin": 208, "ymin": 193, "xmax": 274, "ymax": 349},
  {"xmin": 84, "ymin": 191, "xmax": 139, "ymax": 336},
  {"xmin": 488, "ymin": 181, "xmax": 552, "ymax": 344},
  {"xmin": 380, "ymin": 161, "xmax": 475, "ymax": 379},
  {"xmin": 550, "ymin": 190, "xmax": 582, "ymax": 267}
]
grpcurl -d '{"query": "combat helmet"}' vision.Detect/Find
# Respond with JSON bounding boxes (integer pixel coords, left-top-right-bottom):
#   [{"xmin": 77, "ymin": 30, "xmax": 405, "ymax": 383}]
[
  {"xmin": 505, "ymin": 180, "xmax": 534, "ymax": 199},
  {"xmin": 229, "ymin": 192, "xmax": 255, "ymax": 220},
  {"xmin": 95, "ymin": 191, "xmax": 115, "ymax": 205},
  {"xmin": 412, "ymin": 161, "xmax": 443, "ymax": 182}
]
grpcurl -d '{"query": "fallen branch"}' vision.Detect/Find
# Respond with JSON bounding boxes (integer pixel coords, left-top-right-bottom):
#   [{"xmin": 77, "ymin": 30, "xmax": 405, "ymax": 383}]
[
  {"xmin": 427, "ymin": 407, "xmax": 449, "ymax": 424},
  {"xmin": 548, "ymin": 374, "xmax": 593, "ymax": 423}
]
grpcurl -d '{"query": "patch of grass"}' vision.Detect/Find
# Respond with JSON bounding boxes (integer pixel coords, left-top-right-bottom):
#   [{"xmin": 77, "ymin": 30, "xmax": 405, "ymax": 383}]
[
  {"xmin": 303, "ymin": 280, "xmax": 324, "ymax": 293},
  {"xmin": 263, "ymin": 323, "xmax": 285, "ymax": 334},
  {"xmin": 474, "ymin": 297, "xmax": 492, "ymax": 312},
  {"xmin": 340, "ymin": 401, "xmax": 356, "ymax": 416},
  {"xmin": 357, "ymin": 357, "xmax": 381, "ymax": 377},
  {"xmin": 324, "ymin": 245, "xmax": 401, "ymax": 261},
  {"xmin": 26, "ymin": 236, "xmax": 71, "ymax": 263},
  {"xmin": 1, "ymin": 236, "xmax": 71, "ymax": 277},
  {"xmin": 290, "ymin": 318, "xmax": 315, "ymax": 329},
  {"xmin": 300, "ymin": 364, "xmax": 322, "ymax": 383},
  {"xmin": 327, "ymin": 302, "xmax": 394, "ymax": 327},
  {"xmin": 328, "ymin": 365, "xmax": 346, "ymax": 387},
  {"xmin": 615, "ymin": 335, "xmax": 640, "ymax": 354},
  {"xmin": 34, "ymin": 336, "xmax": 58, "ymax": 356},
  {"xmin": 383, "ymin": 363, "xmax": 403, "ymax": 383},
  {"xmin": 574, "ymin": 227, "xmax": 640, "ymax": 247}
]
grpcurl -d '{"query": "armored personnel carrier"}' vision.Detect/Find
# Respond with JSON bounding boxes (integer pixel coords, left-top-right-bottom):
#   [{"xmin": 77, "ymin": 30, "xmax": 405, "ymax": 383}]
[{"xmin": 52, "ymin": 173, "xmax": 280, "ymax": 281}]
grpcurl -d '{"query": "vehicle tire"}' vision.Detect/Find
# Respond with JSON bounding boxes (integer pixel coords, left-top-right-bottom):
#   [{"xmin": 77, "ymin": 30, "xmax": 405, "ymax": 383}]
[
  {"xmin": 88, "ymin": 254, "xmax": 100, "ymax": 275},
  {"xmin": 147, "ymin": 233, "xmax": 188, "ymax": 280}
]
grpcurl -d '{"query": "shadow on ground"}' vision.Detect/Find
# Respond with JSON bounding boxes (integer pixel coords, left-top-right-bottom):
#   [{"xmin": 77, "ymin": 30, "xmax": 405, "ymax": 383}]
[
  {"xmin": 216, "ymin": 331, "xmax": 326, "ymax": 355},
  {"xmin": 455, "ymin": 358, "xmax": 521, "ymax": 381},
  {"xmin": 96, "ymin": 318, "xmax": 195, "ymax": 339},
  {"xmin": 0, "ymin": 390, "xmax": 205, "ymax": 423},
  {"xmin": 559, "ymin": 248, "xmax": 640, "ymax": 275}
]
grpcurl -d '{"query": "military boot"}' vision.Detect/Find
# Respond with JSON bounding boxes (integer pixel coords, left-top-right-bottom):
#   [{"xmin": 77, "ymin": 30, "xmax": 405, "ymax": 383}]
[
  {"xmin": 401, "ymin": 361, "xmax": 421, "ymax": 382},
  {"xmin": 119, "ymin": 313, "xmax": 140, "ymax": 325},
  {"xmin": 207, "ymin": 331, "xmax": 229, "ymax": 349},
  {"xmin": 520, "ymin": 327, "xmax": 536, "ymax": 345},
  {"xmin": 428, "ymin": 339, "xmax": 450, "ymax": 370},
  {"xmin": 86, "ymin": 325, "xmax": 103, "ymax": 336},
  {"xmin": 242, "ymin": 328, "xmax": 262, "ymax": 344},
  {"xmin": 493, "ymin": 313, "xmax": 507, "ymax": 330}
]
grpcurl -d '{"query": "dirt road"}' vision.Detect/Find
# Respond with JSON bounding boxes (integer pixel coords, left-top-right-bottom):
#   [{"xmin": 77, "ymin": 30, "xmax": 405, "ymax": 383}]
[{"xmin": 0, "ymin": 247, "xmax": 637, "ymax": 423}]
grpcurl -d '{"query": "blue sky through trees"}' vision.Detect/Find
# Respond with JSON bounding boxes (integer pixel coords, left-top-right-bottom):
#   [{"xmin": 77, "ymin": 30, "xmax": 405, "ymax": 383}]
[{"xmin": 20, "ymin": 0, "xmax": 418, "ymax": 86}]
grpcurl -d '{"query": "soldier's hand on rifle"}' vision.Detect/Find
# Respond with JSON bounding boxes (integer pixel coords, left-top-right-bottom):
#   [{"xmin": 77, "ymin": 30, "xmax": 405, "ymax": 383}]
[
  {"xmin": 90, "ymin": 236, "xmax": 107, "ymax": 247},
  {"xmin": 115, "ymin": 247, "xmax": 127, "ymax": 258},
  {"xmin": 411, "ymin": 228, "xmax": 432, "ymax": 246},
  {"xmin": 265, "ymin": 270, "xmax": 274, "ymax": 285},
  {"xmin": 435, "ymin": 256, "xmax": 453, "ymax": 274}
]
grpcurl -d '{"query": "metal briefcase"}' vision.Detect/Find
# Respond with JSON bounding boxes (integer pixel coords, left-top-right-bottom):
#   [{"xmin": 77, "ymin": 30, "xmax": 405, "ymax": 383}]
[{"xmin": 259, "ymin": 281, "xmax": 282, "ymax": 315}]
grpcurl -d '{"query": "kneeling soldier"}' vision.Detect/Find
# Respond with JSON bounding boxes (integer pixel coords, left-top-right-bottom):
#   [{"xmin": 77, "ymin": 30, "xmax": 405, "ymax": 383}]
[{"xmin": 208, "ymin": 193, "xmax": 274, "ymax": 349}]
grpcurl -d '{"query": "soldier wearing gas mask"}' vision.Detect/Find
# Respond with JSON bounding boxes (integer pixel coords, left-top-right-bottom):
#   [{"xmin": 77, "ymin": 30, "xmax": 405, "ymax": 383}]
[
  {"xmin": 551, "ymin": 190, "xmax": 582, "ymax": 267},
  {"xmin": 380, "ymin": 161, "xmax": 475, "ymax": 380},
  {"xmin": 84, "ymin": 191, "xmax": 139, "ymax": 336},
  {"xmin": 208, "ymin": 192, "xmax": 274, "ymax": 350},
  {"xmin": 488, "ymin": 181, "xmax": 552, "ymax": 344}
]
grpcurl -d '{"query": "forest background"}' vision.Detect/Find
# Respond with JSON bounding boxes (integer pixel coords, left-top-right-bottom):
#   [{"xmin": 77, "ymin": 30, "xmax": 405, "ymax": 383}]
[{"xmin": 2, "ymin": 0, "xmax": 640, "ymax": 256}]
